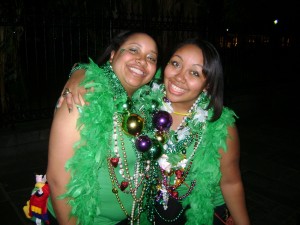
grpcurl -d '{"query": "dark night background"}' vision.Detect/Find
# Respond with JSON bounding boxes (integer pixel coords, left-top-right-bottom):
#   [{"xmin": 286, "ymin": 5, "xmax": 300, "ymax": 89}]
[
  {"xmin": 1, "ymin": 0, "xmax": 299, "ymax": 119},
  {"xmin": 0, "ymin": 0, "xmax": 299, "ymax": 225}
]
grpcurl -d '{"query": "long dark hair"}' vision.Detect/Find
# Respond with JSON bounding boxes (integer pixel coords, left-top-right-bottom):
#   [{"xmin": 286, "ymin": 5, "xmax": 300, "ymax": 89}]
[{"xmin": 164, "ymin": 38, "xmax": 224, "ymax": 121}]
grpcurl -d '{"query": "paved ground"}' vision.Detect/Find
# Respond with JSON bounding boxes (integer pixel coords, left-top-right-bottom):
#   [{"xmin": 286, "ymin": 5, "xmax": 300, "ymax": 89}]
[{"xmin": 0, "ymin": 84, "xmax": 299, "ymax": 225}]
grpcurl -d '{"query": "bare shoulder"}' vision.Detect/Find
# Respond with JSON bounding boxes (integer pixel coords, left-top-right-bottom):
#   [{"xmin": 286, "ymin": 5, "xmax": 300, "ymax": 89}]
[
  {"xmin": 219, "ymin": 124, "xmax": 241, "ymax": 183},
  {"xmin": 49, "ymin": 101, "xmax": 80, "ymax": 158},
  {"xmin": 219, "ymin": 124, "xmax": 240, "ymax": 164}
]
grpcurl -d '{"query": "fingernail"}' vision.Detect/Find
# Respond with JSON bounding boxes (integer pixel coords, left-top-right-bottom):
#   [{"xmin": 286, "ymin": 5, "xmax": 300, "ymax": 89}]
[
  {"xmin": 76, "ymin": 106, "xmax": 82, "ymax": 114},
  {"xmin": 55, "ymin": 100, "xmax": 60, "ymax": 109}
]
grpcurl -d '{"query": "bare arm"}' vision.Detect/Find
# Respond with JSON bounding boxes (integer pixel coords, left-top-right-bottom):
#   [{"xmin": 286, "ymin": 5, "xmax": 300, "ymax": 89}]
[
  {"xmin": 47, "ymin": 98, "xmax": 81, "ymax": 225},
  {"xmin": 219, "ymin": 125, "xmax": 251, "ymax": 225},
  {"xmin": 56, "ymin": 67, "xmax": 86, "ymax": 111}
]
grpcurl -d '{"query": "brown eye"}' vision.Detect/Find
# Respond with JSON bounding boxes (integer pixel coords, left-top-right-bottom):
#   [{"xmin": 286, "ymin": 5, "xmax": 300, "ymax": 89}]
[
  {"xmin": 147, "ymin": 55, "xmax": 157, "ymax": 64},
  {"xmin": 128, "ymin": 48, "xmax": 138, "ymax": 54},
  {"xmin": 191, "ymin": 71, "xmax": 200, "ymax": 77},
  {"xmin": 170, "ymin": 60, "xmax": 180, "ymax": 68}
]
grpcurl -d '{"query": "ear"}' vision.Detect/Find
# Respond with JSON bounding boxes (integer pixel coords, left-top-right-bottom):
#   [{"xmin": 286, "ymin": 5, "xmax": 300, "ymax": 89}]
[
  {"xmin": 110, "ymin": 50, "xmax": 116, "ymax": 63},
  {"xmin": 204, "ymin": 82, "xmax": 209, "ymax": 92}
]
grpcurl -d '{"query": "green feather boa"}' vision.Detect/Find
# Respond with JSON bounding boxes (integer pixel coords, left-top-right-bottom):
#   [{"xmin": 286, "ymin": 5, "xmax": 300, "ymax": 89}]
[
  {"xmin": 183, "ymin": 107, "xmax": 236, "ymax": 225},
  {"xmin": 61, "ymin": 59, "xmax": 153, "ymax": 224},
  {"xmin": 132, "ymin": 82, "xmax": 237, "ymax": 224},
  {"xmin": 61, "ymin": 59, "xmax": 236, "ymax": 225}
]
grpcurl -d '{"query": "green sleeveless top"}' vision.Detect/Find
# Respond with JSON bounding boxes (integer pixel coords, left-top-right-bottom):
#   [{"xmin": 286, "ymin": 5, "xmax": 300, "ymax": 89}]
[
  {"xmin": 138, "ymin": 83, "xmax": 237, "ymax": 224},
  {"xmin": 49, "ymin": 60, "xmax": 153, "ymax": 225}
]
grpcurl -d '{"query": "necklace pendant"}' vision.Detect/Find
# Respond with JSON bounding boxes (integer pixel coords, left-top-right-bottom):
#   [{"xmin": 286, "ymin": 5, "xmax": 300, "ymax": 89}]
[
  {"xmin": 170, "ymin": 190, "xmax": 179, "ymax": 199},
  {"xmin": 120, "ymin": 181, "xmax": 129, "ymax": 191},
  {"xmin": 175, "ymin": 169, "xmax": 183, "ymax": 179},
  {"xmin": 110, "ymin": 157, "xmax": 119, "ymax": 167}
]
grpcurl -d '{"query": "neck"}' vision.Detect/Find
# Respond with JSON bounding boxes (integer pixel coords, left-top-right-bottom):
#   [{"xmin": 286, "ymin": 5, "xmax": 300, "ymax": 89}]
[
  {"xmin": 172, "ymin": 111, "xmax": 191, "ymax": 116},
  {"xmin": 171, "ymin": 102, "xmax": 193, "ymax": 116},
  {"xmin": 124, "ymin": 86, "xmax": 138, "ymax": 98},
  {"xmin": 170, "ymin": 113, "xmax": 186, "ymax": 130}
]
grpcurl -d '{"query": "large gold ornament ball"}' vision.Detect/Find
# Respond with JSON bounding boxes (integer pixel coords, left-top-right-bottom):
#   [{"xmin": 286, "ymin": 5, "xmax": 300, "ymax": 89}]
[{"xmin": 122, "ymin": 114, "xmax": 144, "ymax": 136}]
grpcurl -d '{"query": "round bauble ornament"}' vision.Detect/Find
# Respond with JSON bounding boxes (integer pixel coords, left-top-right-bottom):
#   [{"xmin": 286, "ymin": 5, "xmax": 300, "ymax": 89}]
[
  {"xmin": 122, "ymin": 113, "xmax": 144, "ymax": 136},
  {"xmin": 135, "ymin": 135, "xmax": 152, "ymax": 152},
  {"xmin": 152, "ymin": 110, "xmax": 172, "ymax": 131},
  {"xmin": 155, "ymin": 131, "xmax": 167, "ymax": 144},
  {"xmin": 144, "ymin": 139, "xmax": 163, "ymax": 160}
]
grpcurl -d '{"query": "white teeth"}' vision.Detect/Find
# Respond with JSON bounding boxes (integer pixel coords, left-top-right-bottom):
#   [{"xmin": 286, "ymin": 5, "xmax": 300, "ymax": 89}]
[
  {"xmin": 171, "ymin": 84, "xmax": 185, "ymax": 93},
  {"xmin": 129, "ymin": 67, "xmax": 144, "ymax": 75}
]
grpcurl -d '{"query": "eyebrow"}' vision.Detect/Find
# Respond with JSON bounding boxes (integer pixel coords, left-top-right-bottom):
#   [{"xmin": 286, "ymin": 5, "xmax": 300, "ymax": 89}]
[
  {"xmin": 173, "ymin": 55, "xmax": 203, "ymax": 68},
  {"xmin": 173, "ymin": 54, "xmax": 183, "ymax": 61},
  {"xmin": 127, "ymin": 43, "xmax": 158, "ymax": 55},
  {"xmin": 193, "ymin": 64, "xmax": 203, "ymax": 68}
]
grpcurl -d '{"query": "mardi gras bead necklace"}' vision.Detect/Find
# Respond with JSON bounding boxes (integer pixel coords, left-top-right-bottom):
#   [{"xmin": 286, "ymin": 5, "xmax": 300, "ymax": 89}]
[
  {"xmin": 146, "ymin": 84, "xmax": 209, "ymax": 222},
  {"xmin": 162, "ymin": 98, "xmax": 192, "ymax": 117},
  {"xmin": 157, "ymin": 97, "xmax": 207, "ymax": 201},
  {"xmin": 127, "ymin": 82, "xmax": 210, "ymax": 222},
  {"xmin": 102, "ymin": 63, "xmax": 163, "ymax": 224},
  {"xmin": 108, "ymin": 92, "xmax": 175, "ymax": 224}
]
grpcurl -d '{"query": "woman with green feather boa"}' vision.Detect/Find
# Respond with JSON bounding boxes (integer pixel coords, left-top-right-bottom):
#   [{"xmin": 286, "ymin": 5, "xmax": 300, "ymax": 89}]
[
  {"xmin": 47, "ymin": 30, "xmax": 161, "ymax": 225},
  {"xmin": 55, "ymin": 38, "xmax": 251, "ymax": 225}
]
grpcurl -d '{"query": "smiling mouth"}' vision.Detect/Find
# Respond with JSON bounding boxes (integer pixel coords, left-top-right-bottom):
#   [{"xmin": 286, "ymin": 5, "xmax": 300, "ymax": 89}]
[
  {"xmin": 129, "ymin": 67, "xmax": 145, "ymax": 76},
  {"xmin": 169, "ymin": 83, "xmax": 186, "ymax": 94}
]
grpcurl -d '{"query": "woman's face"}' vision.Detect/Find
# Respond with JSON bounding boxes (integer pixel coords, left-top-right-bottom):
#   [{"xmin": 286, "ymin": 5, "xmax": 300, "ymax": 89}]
[
  {"xmin": 164, "ymin": 44, "xmax": 207, "ymax": 109},
  {"xmin": 110, "ymin": 33, "xmax": 158, "ymax": 96}
]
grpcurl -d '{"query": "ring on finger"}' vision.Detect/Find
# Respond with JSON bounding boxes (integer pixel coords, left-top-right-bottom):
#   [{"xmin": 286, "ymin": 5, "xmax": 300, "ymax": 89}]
[{"xmin": 62, "ymin": 88, "xmax": 71, "ymax": 97}]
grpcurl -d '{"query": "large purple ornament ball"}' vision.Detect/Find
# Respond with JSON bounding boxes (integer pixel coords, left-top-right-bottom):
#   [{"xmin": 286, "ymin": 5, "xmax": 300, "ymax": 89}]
[
  {"xmin": 135, "ymin": 135, "xmax": 152, "ymax": 152},
  {"xmin": 152, "ymin": 110, "xmax": 173, "ymax": 131}
]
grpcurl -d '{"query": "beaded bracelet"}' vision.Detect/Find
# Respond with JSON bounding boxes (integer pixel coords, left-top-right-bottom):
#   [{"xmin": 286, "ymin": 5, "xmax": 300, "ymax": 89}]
[{"xmin": 68, "ymin": 64, "xmax": 88, "ymax": 78}]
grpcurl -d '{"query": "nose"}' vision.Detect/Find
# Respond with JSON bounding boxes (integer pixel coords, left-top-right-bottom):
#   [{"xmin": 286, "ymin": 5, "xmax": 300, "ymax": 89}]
[
  {"xmin": 135, "ymin": 56, "xmax": 146, "ymax": 66},
  {"xmin": 174, "ymin": 70, "xmax": 186, "ymax": 83}
]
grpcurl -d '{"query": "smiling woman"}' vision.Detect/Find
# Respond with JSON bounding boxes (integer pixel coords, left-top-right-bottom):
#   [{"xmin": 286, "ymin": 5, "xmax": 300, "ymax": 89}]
[
  {"xmin": 45, "ymin": 30, "xmax": 161, "ymax": 225},
  {"xmin": 146, "ymin": 38, "xmax": 250, "ymax": 225},
  {"xmin": 164, "ymin": 44, "xmax": 207, "ymax": 124},
  {"xmin": 108, "ymin": 33, "xmax": 158, "ymax": 97},
  {"xmin": 55, "ymin": 37, "xmax": 251, "ymax": 225}
]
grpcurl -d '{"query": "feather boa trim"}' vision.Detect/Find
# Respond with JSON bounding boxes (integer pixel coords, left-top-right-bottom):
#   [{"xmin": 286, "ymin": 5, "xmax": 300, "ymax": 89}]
[
  {"xmin": 61, "ymin": 60, "xmax": 131, "ymax": 224},
  {"xmin": 183, "ymin": 107, "xmax": 236, "ymax": 225}
]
